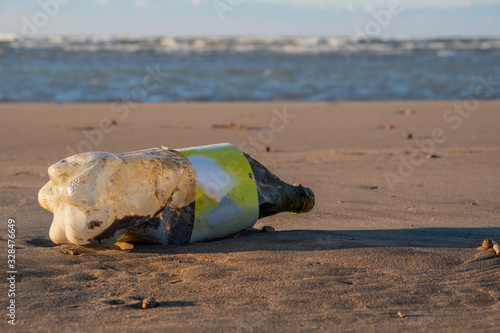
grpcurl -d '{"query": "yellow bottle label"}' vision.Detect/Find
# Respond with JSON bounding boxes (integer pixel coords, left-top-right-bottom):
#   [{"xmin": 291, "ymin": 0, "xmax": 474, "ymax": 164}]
[{"xmin": 171, "ymin": 143, "xmax": 259, "ymax": 243}]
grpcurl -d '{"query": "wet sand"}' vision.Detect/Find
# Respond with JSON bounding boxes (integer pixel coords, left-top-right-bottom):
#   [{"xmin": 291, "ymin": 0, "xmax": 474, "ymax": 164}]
[{"xmin": 1, "ymin": 101, "xmax": 499, "ymax": 332}]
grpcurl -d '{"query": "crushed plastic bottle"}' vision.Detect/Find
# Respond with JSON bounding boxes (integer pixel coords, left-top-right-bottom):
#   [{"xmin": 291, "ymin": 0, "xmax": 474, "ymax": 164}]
[{"xmin": 38, "ymin": 143, "xmax": 314, "ymax": 246}]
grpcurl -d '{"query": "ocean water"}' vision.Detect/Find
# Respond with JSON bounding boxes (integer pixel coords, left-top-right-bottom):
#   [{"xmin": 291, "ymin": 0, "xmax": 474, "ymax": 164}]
[{"xmin": 0, "ymin": 35, "xmax": 499, "ymax": 102}]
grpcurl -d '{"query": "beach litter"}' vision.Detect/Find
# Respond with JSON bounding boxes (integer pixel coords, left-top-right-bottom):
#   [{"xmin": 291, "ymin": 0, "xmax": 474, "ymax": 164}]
[
  {"xmin": 38, "ymin": 143, "xmax": 314, "ymax": 247},
  {"xmin": 478, "ymin": 238, "xmax": 499, "ymax": 257},
  {"xmin": 142, "ymin": 297, "xmax": 156, "ymax": 309}
]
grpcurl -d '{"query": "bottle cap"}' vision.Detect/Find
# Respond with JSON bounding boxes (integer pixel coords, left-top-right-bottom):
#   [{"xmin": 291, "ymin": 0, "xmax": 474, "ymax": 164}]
[{"xmin": 290, "ymin": 183, "xmax": 315, "ymax": 215}]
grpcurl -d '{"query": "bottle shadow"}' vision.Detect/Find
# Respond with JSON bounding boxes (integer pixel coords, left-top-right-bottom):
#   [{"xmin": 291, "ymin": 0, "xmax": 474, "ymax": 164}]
[{"xmin": 127, "ymin": 227, "xmax": 500, "ymax": 255}]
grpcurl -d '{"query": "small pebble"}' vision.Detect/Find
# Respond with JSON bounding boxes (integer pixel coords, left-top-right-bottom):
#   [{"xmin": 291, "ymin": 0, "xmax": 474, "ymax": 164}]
[
  {"xmin": 404, "ymin": 132, "xmax": 413, "ymax": 139},
  {"xmin": 478, "ymin": 238, "xmax": 500, "ymax": 257},
  {"xmin": 266, "ymin": 146, "xmax": 271, "ymax": 152},
  {"xmin": 385, "ymin": 123, "xmax": 394, "ymax": 130},
  {"xmin": 262, "ymin": 226, "xmax": 276, "ymax": 233},
  {"xmin": 480, "ymin": 238, "xmax": 499, "ymax": 257},
  {"xmin": 425, "ymin": 154, "xmax": 439, "ymax": 159},
  {"xmin": 481, "ymin": 238, "xmax": 493, "ymax": 250},
  {"xmin": 404, "ymin": 109, "xmax": 414, "ymax": 115},
  {"xmin": 142, "ymin": 297, "xmax": 156, "ymax": 309},
  {"xmin": 65, "ymin": 250, "xmax": 79, "ymax": 255},
  {"xmin": 116, "ymin": 242, "xmax": 134, "ymax": 250}
]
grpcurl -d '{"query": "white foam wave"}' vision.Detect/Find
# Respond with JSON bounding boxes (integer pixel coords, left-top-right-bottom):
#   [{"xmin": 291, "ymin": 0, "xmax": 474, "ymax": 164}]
[
  {"xmin": 1, "ymin": 35, "xmax": 499, "ymax": 55},
  {"xmin": 0, "ymin": 33, "xmax": 16, "ymax": 42}
]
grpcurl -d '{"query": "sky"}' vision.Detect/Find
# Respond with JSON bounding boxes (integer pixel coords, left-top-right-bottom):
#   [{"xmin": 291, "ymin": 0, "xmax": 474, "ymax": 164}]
[{"xmin": 0, "ymin": 0, "xmax": 499, "ymax": 37}]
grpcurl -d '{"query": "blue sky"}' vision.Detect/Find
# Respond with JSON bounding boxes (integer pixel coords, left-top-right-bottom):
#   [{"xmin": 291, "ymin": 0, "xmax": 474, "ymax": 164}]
[{"xmin": 0, "ymin": 0, "xmax": 499, "ymax": 37}]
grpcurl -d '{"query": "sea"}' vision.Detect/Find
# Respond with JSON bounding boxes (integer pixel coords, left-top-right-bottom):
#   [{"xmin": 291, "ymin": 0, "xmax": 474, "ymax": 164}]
[{"xmin": 0, "ymin": 34, "xmax": 499, "ymax": 102}]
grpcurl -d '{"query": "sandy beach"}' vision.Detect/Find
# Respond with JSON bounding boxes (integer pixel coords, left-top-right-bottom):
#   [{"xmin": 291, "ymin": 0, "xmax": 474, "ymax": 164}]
[{"xmin": 1, "ymin": 101, "xmax": 499, "ymax": 332}]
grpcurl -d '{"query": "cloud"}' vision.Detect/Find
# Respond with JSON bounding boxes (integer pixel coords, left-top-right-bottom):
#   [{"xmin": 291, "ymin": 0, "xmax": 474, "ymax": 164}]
[{"xmin": 94, "ymin": 0, "xmax": 108, "ymax": 5}]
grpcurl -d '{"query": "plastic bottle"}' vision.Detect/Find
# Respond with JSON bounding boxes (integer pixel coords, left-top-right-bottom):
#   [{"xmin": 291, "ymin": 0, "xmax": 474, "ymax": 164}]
[{"xmin": 38, "ymin": 143, "xmax": 314, "ymax": 246}]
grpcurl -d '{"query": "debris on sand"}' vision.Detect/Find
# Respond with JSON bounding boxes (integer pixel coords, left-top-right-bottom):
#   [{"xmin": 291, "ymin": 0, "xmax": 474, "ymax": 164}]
[
  {"xmin": 387, "ymin": 312, "xmax": 406, "ymax": 318},
  {"xmin": 404, "ymin": 132, "xmax": 413, "ymax": 139},
  {"xmin": 404, "ymin": 109, "xmax": 414, "ymax": 115},
  {"xmin": 481, "ymin": 238, "xmax": 493, "ymax": 249},
  {"xmin": 142, "ymin": 297, "xmax": 157, "ymax": 309},
  {"xmin": 211, "ymin": 123, "xmax": 250, "ymax": 130},
  {"xmin": 262, "ymin": 226, "xmax": 276, "ymax": 233},
  {"xmin": 116, "ymin": 242, "xmax": 134, "ymax": 250},
  {"xmin": 384, "ymin": 123, "xmax": 394, "ymax": 130},
  {"xmin": 478, "ymin": 238, "xmax": 499, "ymax": 257}
]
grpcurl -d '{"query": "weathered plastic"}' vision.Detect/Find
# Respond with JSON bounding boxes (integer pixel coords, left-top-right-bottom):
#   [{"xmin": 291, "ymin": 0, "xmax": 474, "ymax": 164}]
[{"xmin": 39, "ymin": 143, "xmax": 260, "ymax": 246}]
